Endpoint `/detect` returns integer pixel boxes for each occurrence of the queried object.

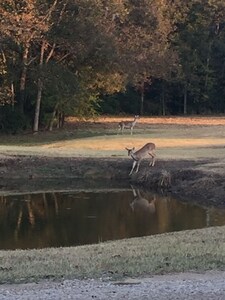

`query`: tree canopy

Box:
[0,0,225,132]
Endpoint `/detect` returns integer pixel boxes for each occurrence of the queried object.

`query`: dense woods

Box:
[0,0,225,133]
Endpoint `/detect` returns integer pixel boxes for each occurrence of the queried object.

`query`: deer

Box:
[125,142,156,176]
[118,115,139,135]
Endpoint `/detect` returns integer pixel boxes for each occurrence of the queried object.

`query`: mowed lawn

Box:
[0,116,225,160]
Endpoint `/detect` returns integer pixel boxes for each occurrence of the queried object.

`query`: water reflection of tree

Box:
[1,191,225,250]
[0,193,61,249]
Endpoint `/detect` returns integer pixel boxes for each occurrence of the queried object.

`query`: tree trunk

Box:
[140,82,144,115]
[33,78,43,132]
[48,103,59,131]
[33,41,45,133]
[58,111,64,128]
[161,81,166,116]
[183,83,187,115]
[19,45,29,113]
[205,41,212,89]
[11,82,15,109]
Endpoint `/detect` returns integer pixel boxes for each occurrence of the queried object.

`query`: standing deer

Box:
[125,142,156,175]
[118,115,139,135]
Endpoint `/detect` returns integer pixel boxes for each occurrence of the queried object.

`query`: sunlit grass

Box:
[69,115,225,125]
[0,132,225,160]
[42,136,225,150]
[1,116,225,147]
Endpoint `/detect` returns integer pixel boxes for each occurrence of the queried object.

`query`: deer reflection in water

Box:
[130,185,156,215]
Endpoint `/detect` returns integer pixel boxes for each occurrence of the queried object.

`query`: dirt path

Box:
[1,271,225,299]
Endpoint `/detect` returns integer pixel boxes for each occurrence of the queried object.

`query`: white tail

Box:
[125,142,156,175]
[130,185,156,214]
[118,115,139,135]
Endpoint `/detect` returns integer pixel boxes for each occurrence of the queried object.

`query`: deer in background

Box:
[118,115,139,135]
[125,142,156,175]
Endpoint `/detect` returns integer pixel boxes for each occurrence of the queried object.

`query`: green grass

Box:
[0,130,96,146]
[0,226,225,284]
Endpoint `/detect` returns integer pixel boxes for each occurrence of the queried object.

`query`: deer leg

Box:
[130,127,133,135]
[130,185,137,197]
[129,161,137,175]
[118,124,123,134]
[135,161,140,173]
[149,152,156,166]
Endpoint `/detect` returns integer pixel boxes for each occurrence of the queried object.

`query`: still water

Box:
[1,186,225,250]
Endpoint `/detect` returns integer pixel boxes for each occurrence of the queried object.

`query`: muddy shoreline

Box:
[1,155,225,208]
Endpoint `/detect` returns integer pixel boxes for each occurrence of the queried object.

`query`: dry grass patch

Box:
[42,137,225,150]
[68,115,225,126]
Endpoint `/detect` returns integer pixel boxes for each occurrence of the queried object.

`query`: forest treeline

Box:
[0,0,225,133]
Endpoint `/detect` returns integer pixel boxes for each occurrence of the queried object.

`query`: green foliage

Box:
[0,106,30,133]
[73,93,100,119]
[99,86,140,115]
[99,94,122,114]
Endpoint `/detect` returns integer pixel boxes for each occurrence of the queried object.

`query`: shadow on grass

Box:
[0,129,119,146]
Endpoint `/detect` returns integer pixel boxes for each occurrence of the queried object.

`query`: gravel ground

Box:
[1,272,225,300]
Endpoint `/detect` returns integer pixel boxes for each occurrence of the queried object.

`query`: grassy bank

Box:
[0,226,225,284]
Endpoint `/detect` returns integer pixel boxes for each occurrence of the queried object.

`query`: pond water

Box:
[1,186,225,250]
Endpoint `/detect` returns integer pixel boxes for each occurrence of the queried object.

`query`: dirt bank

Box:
[1,154,225,208]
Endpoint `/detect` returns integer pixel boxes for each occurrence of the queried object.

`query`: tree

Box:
[173,0,225,114]
[0,0,51,112]
[109,0,179,115]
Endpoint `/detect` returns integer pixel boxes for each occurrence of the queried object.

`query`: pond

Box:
[1,186,225,250]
